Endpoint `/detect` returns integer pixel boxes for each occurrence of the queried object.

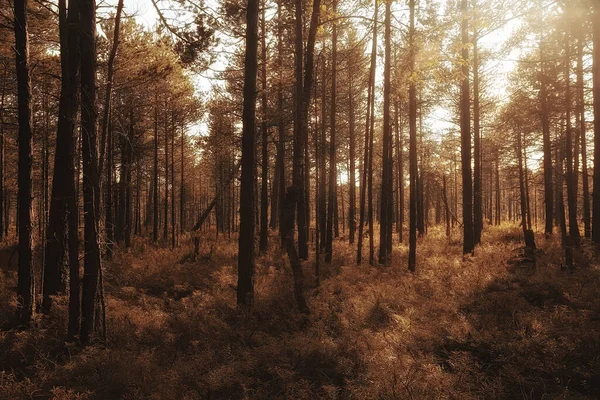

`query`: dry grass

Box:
[0,225,598,399]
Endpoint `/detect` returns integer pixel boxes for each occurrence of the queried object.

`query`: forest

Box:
[0,0,599,398]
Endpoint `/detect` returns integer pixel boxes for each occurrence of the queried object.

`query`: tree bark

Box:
[14,0,34,327]
[80,0,102,344]
[460,0,474,255]
[473,30,482,246]
[237,0,259,307]
[259,0,269,254]
[325,0,337,264]
[565,30,580,241]
[408,0,417,271]
[379,0,392,265]
[593,2,600,243]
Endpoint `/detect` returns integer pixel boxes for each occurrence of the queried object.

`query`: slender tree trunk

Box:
[0,62,5,240]
[473,29,482,245]
[14,0,34,326]
[325,0,337,264]
[164,110,169,241]
[237,0,259,306]
[276,0,285,246]
[577,31,591,238]
[517,130,535,249]
[259,0,269,254]
[43,0,80,314]
[180,125,185,233]
[395,99,403,243]
[98,0,124,185]
[379,0,392,264]
[348,62,356,245]
[408,0,417,271]
[153,101,159,242]
[593,1,600,243]
[460,0,474,255]
[80,0,102,344]
[443,174,450,239]
[565,30,580,241]
[495,154,501,225]
[319,53,327,253]
[171,115,176,248]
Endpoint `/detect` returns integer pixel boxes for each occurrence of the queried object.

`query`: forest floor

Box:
[0,224,599,399]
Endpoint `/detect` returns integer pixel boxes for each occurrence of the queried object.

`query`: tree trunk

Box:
[237,0,259,307]
[80,0,102,344]
[408,0,417,272]
[348,60,356,245]
[43,0,80,314]
[577,31,590,238]
[259,0,269,254]
[565,30,580,241]
[325,0,337,264]
[460,0,474,255]
[276,0,285,246]
[473,29,482,246]
[98,0,124,183]
[379,0,392,265]
[593,1,600,243]
[14,0,34,327]
[0,62,5,240]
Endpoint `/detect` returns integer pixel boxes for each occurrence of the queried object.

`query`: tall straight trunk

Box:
[495,153,501,225]
[153,101,159,242]
[180,125,185,233]
[408,0,417,271]
[79,0,102,344]
[556,134,568,238]
[14,0,34,326]
[237,0,259,307]
[348,63,356,245]
[539,31,554,236]
[473,29,482,245]
[358,0,377,264]
[105,109,114,257]
[379,0,392,264]
[163,110,169,241]
[460,0,474,255]
[319,53,327,252]
[98,0,124,182]
[395,99,403,243]
[171,115,175,248]
[43,0,80,314]
[325,0,337,264]
[292,0,305,258]
[0,62,5,239]
[294,0,321,261]
[593,2,600,242]
[259,0,269,254]
[517,129,535,248]
[565,30,580,241]
[578,31,591,238]
[276,0,285,246]
[443,175,450,238]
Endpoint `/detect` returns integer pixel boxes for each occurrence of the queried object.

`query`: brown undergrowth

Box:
[0,225,598,399]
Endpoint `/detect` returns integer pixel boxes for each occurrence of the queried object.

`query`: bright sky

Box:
[110,0,521,152]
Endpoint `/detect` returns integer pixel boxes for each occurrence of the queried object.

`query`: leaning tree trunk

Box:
[14,0,34,327]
